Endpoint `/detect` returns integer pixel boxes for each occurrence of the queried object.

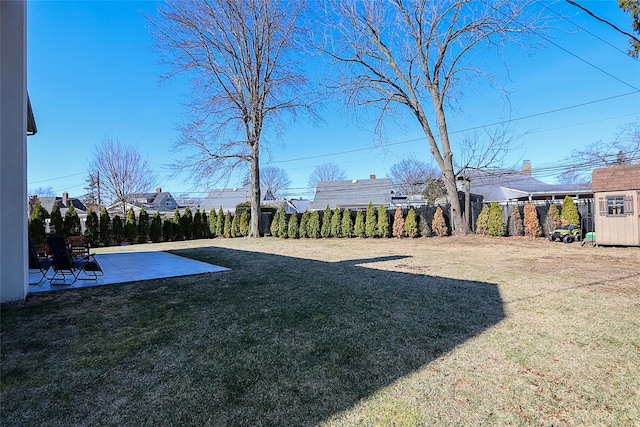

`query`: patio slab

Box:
[29,251,229,294]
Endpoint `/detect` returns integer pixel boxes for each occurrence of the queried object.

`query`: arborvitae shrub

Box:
[331,207,342,238]
[150,212,162,242]
[508,205,524,237]
[488,202,505,237]
[64,205,82,237]
[216,208,224,237]
[270,208,281,237]
[125,208,137,243]
[99,208,111,246]
[287,213,299,239]
[544,204,560,237]
[162,217,174,242]
[377,205,390,238]
[112,214,124,244]
[200,210,210,238]
[223,212,232,238]
[341,209,353,238]
[84,209,99,246]
[138,206,149,243]
[28,201,48,243]
[404,208,419,238]
[193,209,202,239]
[365,202,377,237]
[299,210,310,238]
[321,206,332,238]
[308,211,320,238]
[419,212,431,237]
[561,196,580,226]
[235,201,251,217]
[181,206,193,240]
[475,204,490,235]
[277,207,288,238]
[354,210,365,237]
[239,212,249,236]
[49,203,64,236]
[231,213,241,237]
[392,207,404,238]
[173,209,183,240]
[524,203,542,238]
[432,206,449,237]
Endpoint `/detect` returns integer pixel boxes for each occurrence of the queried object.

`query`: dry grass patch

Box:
[2,236,639,426]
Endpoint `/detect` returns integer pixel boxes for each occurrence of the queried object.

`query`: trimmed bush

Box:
[193,209,202,239]
[64,205,82,237]
[321,206,332,238]
[231,212,241,237]
[524,203,542,238]
[299,210,310,238]
[307,211,320,238]
[49,203,64,236]
[377,205,389,238]
[432,206,449,237]
[173,208,183,241]
[124,208,137,243]
[99,208,111,246]
[84,209,99,246]
[28,200,48,243]
[561,196,580,226]
[341,209,353,238]
[235,201,251,217]
[488,202,505,237]
[112,214,124,244]
[162,217,174,242]
[181,206,193,240]
[475,204,490,235]
[223,212,232,238]
[215,208,224,238]
[392,207,404,238]
[150,212,162,242]
[287,213,299,239]
[270,207,282,237]
[508,205,524,237]
[544,204,560,237]
[331,207,342,238]
[138,206,149,243]
[354,210,365,238]
[239,212,249,237]
[365,202,377,238]
[277,207,287,238]
[404,208,419,238]
[200,210,210,238]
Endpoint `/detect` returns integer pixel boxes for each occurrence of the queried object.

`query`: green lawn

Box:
[2,236,639,426]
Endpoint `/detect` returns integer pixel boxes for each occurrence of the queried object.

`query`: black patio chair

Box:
[46,236,103,285]
[28,239,53,285]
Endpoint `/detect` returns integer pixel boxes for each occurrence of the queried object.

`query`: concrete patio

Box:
[29,251,229,294]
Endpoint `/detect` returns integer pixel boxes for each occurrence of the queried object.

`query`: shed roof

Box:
[309,178,393,210]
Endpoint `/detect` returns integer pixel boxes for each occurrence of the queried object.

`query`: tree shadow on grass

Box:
[1,246,504,426]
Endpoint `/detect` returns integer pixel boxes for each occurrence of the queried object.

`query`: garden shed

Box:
[592,163,640,247]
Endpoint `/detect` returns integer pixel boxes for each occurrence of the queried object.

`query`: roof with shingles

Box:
[203,187,276,213]
[309,178,393,211]
[37,196,87,216]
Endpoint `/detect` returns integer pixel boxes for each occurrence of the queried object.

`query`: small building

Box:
[592,163,640,247]
[203,187,276,214]
[29,192,87,217]
[309,175,393,211]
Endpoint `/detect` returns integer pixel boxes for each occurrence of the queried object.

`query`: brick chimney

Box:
[522,160,532,176]
[62,192,69,206]
[156,187,162,193]
[370,174,376,180]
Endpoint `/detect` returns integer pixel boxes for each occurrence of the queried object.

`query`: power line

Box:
[565,0,640,45]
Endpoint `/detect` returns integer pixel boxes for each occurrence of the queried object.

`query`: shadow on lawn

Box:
[1,246,504,426]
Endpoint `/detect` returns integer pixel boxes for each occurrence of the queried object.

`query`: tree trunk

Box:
[249,145,261,237]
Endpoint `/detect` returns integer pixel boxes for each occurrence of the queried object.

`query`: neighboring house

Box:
[29,192,88,217]
[107,188,181,216]
[460,162,592,203]
[285,198,310,214]
[309,176,393,211]
[203,187,276,214]
[592,163,640,247]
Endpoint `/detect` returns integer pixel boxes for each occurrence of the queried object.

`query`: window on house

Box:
[607,196,625,215]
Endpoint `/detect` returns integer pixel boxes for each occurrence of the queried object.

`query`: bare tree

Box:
[557,121,640,183]
[28,186,55,197]
[388,158,439,196]
[308,162,347,190]
[242,165,291,198]
[149,0,315,237]
[88,136,157,214]
[319,0,538,233]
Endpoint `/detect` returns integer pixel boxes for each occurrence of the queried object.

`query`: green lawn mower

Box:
[548,225,582,243]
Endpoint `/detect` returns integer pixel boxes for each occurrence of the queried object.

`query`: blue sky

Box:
[26,1,640,201]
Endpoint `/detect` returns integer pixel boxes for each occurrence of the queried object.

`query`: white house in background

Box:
[309,175,393,211]
[107,187,181,216]
[28,192,87,217]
